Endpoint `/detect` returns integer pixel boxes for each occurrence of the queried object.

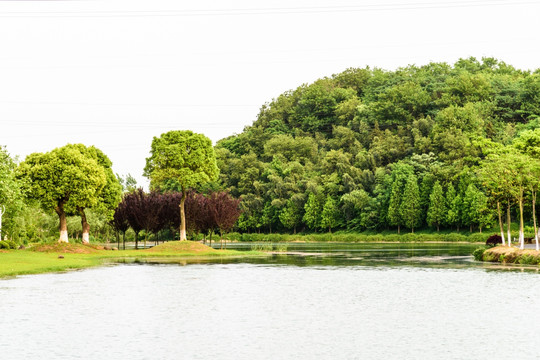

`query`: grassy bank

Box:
[477,246,540,265]
[223,231,491,243]
[0,241,264,278]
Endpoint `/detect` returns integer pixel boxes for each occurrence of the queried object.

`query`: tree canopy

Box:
[215,57,540,235]
[16,144,118,242]
[144,130,219,240]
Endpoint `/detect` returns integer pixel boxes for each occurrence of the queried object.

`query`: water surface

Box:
[1,243,539,359]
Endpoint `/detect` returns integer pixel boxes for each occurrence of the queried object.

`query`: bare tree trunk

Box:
[497,201,506,245]
[397,224,400,234]
[507,202,512,247]
[78,207,90,244]
[55,200,69,243]
[179,189,187,241]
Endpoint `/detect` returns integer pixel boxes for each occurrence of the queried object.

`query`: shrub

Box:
[518,254,540,265]
[0,240,18,250]
[472,247,486,261]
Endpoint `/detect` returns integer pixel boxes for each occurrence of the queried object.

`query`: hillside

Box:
[215,57,540,234]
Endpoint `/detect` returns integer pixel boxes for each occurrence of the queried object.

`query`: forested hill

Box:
[215,57,540,234]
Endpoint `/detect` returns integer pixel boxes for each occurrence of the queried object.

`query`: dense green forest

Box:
[215,57,540,240]
[2,57,540,247]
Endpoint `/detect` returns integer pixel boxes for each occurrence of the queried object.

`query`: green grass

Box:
[230,231,491,243]
[0,241,265,278]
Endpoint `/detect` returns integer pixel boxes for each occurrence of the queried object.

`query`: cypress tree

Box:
[400,174,421,233]
[387,180,403,233]
[303,193,322,230]
[426,180,446,231]
[321,195,340,233]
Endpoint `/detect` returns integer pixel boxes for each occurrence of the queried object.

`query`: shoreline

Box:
[481,246,540,265]
[0,241,266,279]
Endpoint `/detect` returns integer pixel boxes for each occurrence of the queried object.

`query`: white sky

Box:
[1,0,539,188]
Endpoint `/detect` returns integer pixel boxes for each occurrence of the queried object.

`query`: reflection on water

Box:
[1,243,539,359]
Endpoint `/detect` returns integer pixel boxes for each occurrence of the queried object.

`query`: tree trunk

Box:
[0,205,5,240]
[179,189,187,241]
[437,224,440,232]
[135,231,139,250]
[116,230,120,249]
[122,231,126,250]
[397,224,400,234]
[519,187,525,250]
[78,207,90,244]
[55,201,69,243]
[507,202,512,247]
[532,191,539,251]
[497,201,506,246]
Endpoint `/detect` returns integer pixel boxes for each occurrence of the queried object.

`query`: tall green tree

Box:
[446,189,462,232]
[279,199,303,234]
[68,145,122,243]
[303,192,322,230]
[320,195,340,233]
[387,180,403,233]
[426,181,446,231]
[17,144,107,242]
[400,174,421,233]
[0,146,23,241]
[144,130,219,241]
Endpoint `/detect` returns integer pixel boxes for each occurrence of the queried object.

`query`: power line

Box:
[0,0,537,17]
[0,100,257,108]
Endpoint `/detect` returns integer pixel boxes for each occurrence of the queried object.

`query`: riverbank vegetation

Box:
[0,241,262,278]
[215,57,540,243]
[475,246,540,265]
[2,57,540,248]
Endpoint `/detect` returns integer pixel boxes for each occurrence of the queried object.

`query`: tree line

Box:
[0,131,233,245]
[215,57,540,247]
[2,57,540,247]
[111,189,241,249]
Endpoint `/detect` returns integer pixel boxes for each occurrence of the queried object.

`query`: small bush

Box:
[518,254,540,265]
[0,240,18,250]
[472,247,486,261]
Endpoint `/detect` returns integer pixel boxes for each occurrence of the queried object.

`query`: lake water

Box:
[1,243,539,360]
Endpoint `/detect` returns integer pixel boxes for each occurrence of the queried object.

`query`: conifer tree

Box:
[303,192,322,230]
[400,174,421,233]
[462,184,480,232]
[279,199,302,234]
[320,195,340,233]
[427,180,446,231]
[445,183,461,232]
[387,180,403,233]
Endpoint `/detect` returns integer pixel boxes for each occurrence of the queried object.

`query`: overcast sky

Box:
[1,0,539,187]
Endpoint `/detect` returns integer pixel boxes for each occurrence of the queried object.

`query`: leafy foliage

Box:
[215,58,540,233]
